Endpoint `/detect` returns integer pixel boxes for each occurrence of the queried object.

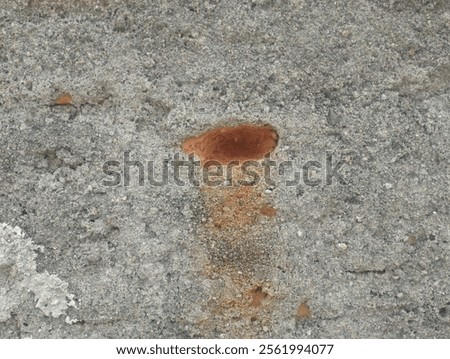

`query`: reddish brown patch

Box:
[183,123,279,231]
[183,122,279,337]
[297,302,311,319]
[260,205,276,217]
[55,93,73,105]
[249,286,268,307]
[182,124,278,164]
[203,185,264,229]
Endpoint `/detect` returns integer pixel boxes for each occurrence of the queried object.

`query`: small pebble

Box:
[297,230,304,237]
[397,292,404,299]
[384,183,393,189]
[262,326,269,332]
[337,243,347,251]
[65,316,78,325]
[341,29,351,37]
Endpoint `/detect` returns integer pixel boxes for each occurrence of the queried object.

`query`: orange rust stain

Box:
[183,123,279,231]
[182,124,278,164]
[297,302,311,319]
[260,205,276,217]
[212,284,270,310]
[249,286,268,308]
[183,122,279,336]
[204,185,263,229]
[55,93,73,105]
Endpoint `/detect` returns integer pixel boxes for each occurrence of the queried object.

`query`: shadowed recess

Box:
[297,302,311,319]
[249,286,268,308]
[182,124,278,164]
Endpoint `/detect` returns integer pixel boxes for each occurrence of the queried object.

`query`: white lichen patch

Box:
[0,223,75,322]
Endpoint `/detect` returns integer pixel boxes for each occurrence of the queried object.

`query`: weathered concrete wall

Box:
[0,0,448,338]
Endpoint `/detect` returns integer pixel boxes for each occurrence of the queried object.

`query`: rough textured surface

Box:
[0,0,449,338]
[0,223,75,324]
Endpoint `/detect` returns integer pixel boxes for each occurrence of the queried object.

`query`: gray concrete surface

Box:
[0,0,449,338]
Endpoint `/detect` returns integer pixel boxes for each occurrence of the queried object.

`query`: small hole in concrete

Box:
[438,306,448,317]
[249,286,268,308]
[182,124,278,164]
[297,302,311,319]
